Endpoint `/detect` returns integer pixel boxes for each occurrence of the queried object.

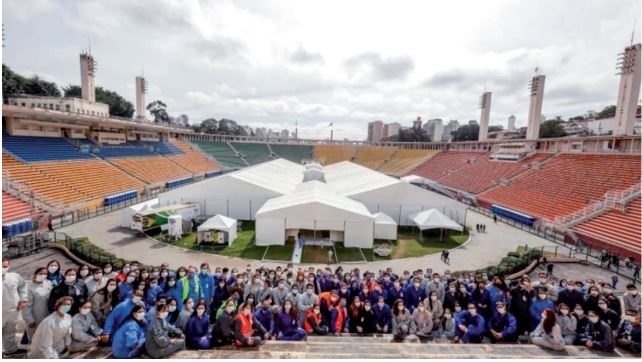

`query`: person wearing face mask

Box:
[443,283,458,312]
[338,282,351,303]
[103,290,145,338]
[165,298,181,327]
[234,302,268,347]
[411,300,433,338]
[146,303,185,358]
[118,271,137,300]
[348,296,364,334]
[572,304,589,345]
[600,285,621,317]
[85,269,106,297]
[373,295,392,334]
[391,299,416,342]
[3,259,28,357]
[623,284,641,314]
[185,301,212,349]
[509,277,535,337]
[426,273,445,303]
[146,296,168,324]
[254,296,275,339]
[271,279,291,308]
[45,260,63,287]
[615,310,641,353]
[529,309,565,351]
[557,280,584,313]
[164,276,184,311]
[116,263,131,283]
[453,303,485,344]
[528,287,554,331]
[22,267,52,343]
[596,297,620,331]
[555,303,577,345]
[111,305,147,359]
[177,298,195,332]
[197,263,214,307]
[424,290,444,331]
[304,303,329,335]
[245,274,264,304]
[179,267,202,310]
[70,301,106,352]
[91,278,120,325]
[471,281,492,321]
[216,289,243,319]
[47,268,87,315]
[157,268,170,289]
[456,283,472,311]
[405,277,426,315]
[144,277,163,309]
[486,301,517,343]
[317,290,345,336]
[297,283,317,326]
[437,308,456,340]
[583,286,601,315]
[212,299,239,347]
[274,300,307,341]
[487,276,508,308]
[28,296,73,358]
[102,264,116,280]
[583,310,615,352]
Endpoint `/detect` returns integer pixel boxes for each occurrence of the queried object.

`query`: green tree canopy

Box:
[597,105,616,119]
[451,124,480,141]
[3,64,61,98]
[539,119,567,138]
[147,100,170,123]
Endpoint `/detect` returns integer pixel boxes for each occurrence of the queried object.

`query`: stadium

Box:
[2,1,642,360]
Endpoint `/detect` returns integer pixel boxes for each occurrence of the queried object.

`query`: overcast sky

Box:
[2,0,640,140]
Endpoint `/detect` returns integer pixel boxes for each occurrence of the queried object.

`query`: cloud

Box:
[344,52,414,81]
[289,46,324,65]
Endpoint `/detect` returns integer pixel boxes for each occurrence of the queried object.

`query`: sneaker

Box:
[3,349,27,357]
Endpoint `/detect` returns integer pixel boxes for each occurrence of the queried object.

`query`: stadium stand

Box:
[93,142,157,158]
[2,153,87,205]
[166,139,221,174]
[435,153,553,194]
[406,151,486,180]
[572,197,641,254]
[229,142,272,165]
[478,154,641,220]
[378,149,440,176]
[190,140,247,168]
[269,143,314,164]
[138,141,183,155]
[313,145,358,165]
[108,156,193,185]
[2,192,35,224]
[353,147,397,170]
[2,133,94,162]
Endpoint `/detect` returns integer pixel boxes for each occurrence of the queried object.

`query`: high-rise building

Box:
[614,43,641,136]
[382,124,389,139]
[367,120,384,142]
[526,74,546,139]
[387,122,401,138]
[79,51,96,103]
[413,116,423,130]
[507,115,516,131]
[478,91,492,141]
[432,119,444,142]
[135,76,147,120]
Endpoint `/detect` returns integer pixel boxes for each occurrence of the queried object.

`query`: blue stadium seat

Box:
[2,133,95,162]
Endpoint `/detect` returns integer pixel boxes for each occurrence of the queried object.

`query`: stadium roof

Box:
[324,161,399,196]
[229,158,305,194]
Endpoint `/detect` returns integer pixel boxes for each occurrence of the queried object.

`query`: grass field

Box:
[264,244,295,261]
[301,245,335,264]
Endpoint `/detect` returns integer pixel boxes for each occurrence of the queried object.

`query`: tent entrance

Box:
[289,229,342,247]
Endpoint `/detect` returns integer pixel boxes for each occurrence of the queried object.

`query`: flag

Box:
[329,122,333,127]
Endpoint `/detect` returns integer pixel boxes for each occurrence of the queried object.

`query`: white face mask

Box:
[225,306,234,314]
[378,302,385,308]
[430,295,437,301]
[168,281,176,287]
[80,308,91,315]
[48,266,59,274]
[365,305,371,311]
[161,272,168,278]
[469,309,477,316]
[159,312,169,319]
[168,305,177,312]
[455,306,462,312]
[107,285,117,292]
[35,274,46,283]
[104,267,112,274]
[127,277,135,283]
[65,276,76,284]
[135,312,145,321]
[80,270,89,277]
[354,302,361,307]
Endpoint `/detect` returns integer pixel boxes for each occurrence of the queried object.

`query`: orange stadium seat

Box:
[108,156,193,185]
[353,147,397,170]
[168,139,221,174]
[313,145,358,165]
[2,192,36,224]
[406,151,486,180]
[379,149,440,176]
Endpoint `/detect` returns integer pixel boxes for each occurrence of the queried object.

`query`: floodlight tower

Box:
[614,43,641,136]
[478,91,492,141]
[79,50,97,102]
[526,71,545,140]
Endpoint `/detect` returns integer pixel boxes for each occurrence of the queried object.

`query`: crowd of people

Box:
[2,257,641,358]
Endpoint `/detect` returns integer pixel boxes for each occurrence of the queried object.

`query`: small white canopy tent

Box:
[373,212,398,240]
[197,214,238,244]
[409,208,463,241]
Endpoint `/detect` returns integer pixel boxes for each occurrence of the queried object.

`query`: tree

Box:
[539,119,567,138]
[2,64,60,98]
[597,105,616,119]
[197,118,219,134]
[146,100,170,123]
[63,85,134,118]
[451,124,480,141]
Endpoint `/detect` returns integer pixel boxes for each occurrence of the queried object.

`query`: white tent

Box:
[197,214,238,244]
[255,181,375,248]
[409,209,463,232]
[373,212,398,240]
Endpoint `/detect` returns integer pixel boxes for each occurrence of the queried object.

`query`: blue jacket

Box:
[387,287,405,306]
[118,282,134,300]
[487,311,517,340]
[486,285,508,307]
[254,307,274,334]
[405,286,426,312]
[185,314,210,348]
[529,298,554,330]
[198,273,215,304]
[372,304,392,329]
[112,319,146,358]
[471,289,492,317]
[164,283,184,311]
[455,311,486,338]
[274,312,299,335]
[104,299,134,335]
[145,286,163,309]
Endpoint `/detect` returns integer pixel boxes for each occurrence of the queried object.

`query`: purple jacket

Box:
[274,312,299,335]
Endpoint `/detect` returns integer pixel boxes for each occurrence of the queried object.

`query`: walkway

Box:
[58,208,560,273]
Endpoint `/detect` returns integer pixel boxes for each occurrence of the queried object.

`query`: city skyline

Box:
[2,0,640,140]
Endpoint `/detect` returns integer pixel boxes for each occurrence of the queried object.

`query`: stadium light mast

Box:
[526,69,546,140]
[478,91,492,141]
[613,41,641,136]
